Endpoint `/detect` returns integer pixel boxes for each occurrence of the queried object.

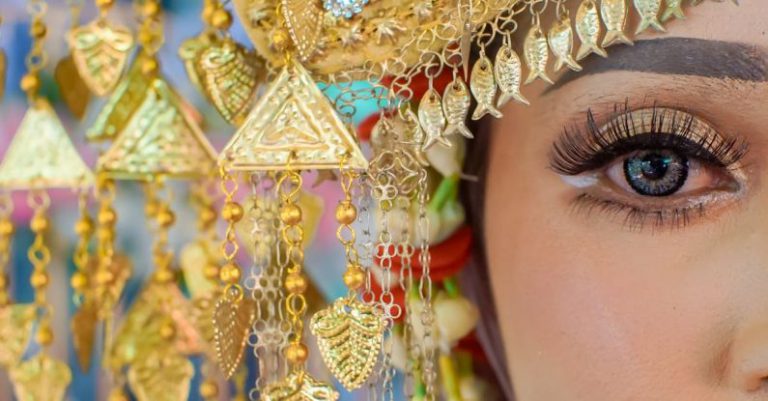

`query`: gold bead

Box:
[200,380,219,398]
[142,1,161,18]
[145,200,159,218]
[153,269,175,284]
[36,324,54,346]
[219,262,241,284]
[159,320,176,340]
[70,271,88,291]
[141,57,159,75]
[343,264,366,290]
[203,263,220,281]
[98,207,117,226]
[108,390,129,401]
[30,214,48,233]
[280,204,302,226]
[284,343,309,364]
[211,8,232,30]
[97,227,114,243]
[199,207,216,230]
[20,73,40,93]
[335,201,357,225]
[156,208,175,228]
[74,217,94,236]
[0,219,14,236]
[271,29,290,52]
[96,0,115,8]
[201,4,216,25]
[221,202,244,222]
[284,272,307,294]
[30,20,47,39]
[96,269,115,285]
[30,271,49,289]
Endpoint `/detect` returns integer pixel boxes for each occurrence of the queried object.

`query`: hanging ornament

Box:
[56,0,92,119]
[67,0,134,96]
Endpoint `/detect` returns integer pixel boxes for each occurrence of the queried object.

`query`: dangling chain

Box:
[278,166,311,371]
[72,191,93,306]
[0,192,13,308]
[148,180,176,286]
[395,193,416,400]
[219,167,244,300]
[21,0,48,103]
[417,166,436,401]
[135,0,163,74]
[27,190,53,349]
[94,174,117,319]
[337,158,365,296]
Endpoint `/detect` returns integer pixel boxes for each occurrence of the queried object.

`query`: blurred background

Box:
[0,0,383,399]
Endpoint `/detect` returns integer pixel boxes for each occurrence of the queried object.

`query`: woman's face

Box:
[485,2,768,400]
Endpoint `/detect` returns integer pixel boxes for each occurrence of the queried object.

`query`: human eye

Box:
[549,104,749,230]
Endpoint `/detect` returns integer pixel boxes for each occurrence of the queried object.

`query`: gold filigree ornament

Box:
[198,38,264,125]
[97,77,218,180]
[0,99,93,190]
[213,292,257,378]
[10,354,72,401]
[55,55,92,120]
[0,304,36,367]
[127,349,195,401]
[68,18,134,96]
[219,59,367,171]
[86,60,152,142]
[310,297,385,390]
[232,0,510,75]
[262,370,340,401]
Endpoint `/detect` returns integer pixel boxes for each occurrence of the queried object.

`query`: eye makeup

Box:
[549,103,750,230]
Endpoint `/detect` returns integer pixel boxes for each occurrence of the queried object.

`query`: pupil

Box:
[623,150,688,197]
[640,154,670,180]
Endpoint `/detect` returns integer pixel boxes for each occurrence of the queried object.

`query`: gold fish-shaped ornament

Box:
[523,25,554,85]
[661,0,685,22]
[633,0,666,34]
[442,76,473,139]
[494,44,529,107]
[470,55,504,119]
[575,0,608,60]
[419,88,450,150]
[601,0,633,47]
[547,11,582,72]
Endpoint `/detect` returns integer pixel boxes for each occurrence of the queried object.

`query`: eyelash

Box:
[550,103,748,176]
[550,103,749,230]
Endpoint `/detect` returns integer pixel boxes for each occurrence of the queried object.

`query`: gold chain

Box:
[277,159,310,371]
[135,0,163,74]
[0,192,14,308]
[27,189,53,348]
[21,0,48,102]
[219,167,244,300]
[336,157,365,295]
[149,179,176,285]
[94,173,117,319]
[71,191,93,305]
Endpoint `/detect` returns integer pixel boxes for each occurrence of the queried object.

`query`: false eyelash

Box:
[549,102,749,175]
[571,193,707,231]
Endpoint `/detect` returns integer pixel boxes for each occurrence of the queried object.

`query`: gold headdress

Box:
[0,0,732,400]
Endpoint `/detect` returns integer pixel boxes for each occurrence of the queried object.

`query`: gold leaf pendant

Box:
[127,350,194,401]
[213,295,256,379]
[68,19,134,96]
[179,32,216,93]
[0,305,35,367]
[198,38,264,125]
[55,55,92,120]
[310,297,385,390]
[281,0,324,61]
[10,354,72,401]
[262,370,340,401]
[71,301,98,372]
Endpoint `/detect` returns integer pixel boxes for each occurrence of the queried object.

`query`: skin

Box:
[485,2,768,400]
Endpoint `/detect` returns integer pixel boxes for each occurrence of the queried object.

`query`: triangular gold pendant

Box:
[97,78,217,180]
[86,61,152,142]
[0,99,93,190]
[0,304,35,367]
[10,353,72,401]
[219,60,367,171]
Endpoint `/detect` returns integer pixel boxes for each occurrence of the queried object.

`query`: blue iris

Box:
[623,150,689,196]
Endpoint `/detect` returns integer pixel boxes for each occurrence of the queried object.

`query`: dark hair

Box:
[460,115,516,400]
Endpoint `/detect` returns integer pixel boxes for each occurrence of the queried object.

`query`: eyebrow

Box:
[545,37,768,93]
